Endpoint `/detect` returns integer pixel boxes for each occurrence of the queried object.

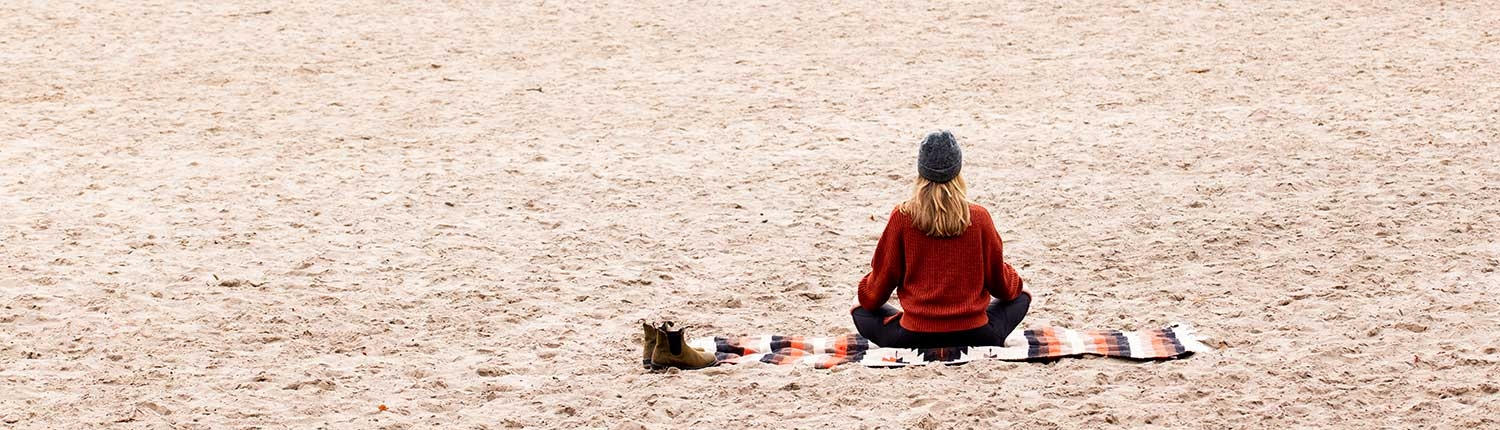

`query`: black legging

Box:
[851,292,1031,349]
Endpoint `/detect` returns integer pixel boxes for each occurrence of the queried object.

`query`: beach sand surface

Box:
[3,1,1499,428]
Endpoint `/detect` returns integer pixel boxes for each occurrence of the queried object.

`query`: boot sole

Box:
[647,361,716,371]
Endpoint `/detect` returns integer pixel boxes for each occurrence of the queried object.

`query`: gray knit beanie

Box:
[917,130,962,183]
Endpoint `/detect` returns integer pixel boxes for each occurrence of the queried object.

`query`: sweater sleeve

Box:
[982,210,1024,302]
[857,208,905,311]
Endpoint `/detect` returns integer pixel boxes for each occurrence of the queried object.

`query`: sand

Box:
[3,1,1499,428]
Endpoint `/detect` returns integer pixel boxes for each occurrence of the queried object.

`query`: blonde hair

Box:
[899,174,971,237]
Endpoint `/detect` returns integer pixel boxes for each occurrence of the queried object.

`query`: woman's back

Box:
[859,203,1022,332]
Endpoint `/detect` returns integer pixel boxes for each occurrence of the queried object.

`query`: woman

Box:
[852,130,1031,349]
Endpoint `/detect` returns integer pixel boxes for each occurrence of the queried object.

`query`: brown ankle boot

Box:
[650,323,717,370]
[640,321,662,369]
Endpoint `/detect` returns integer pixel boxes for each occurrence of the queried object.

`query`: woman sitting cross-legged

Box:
[852,130,1031,349]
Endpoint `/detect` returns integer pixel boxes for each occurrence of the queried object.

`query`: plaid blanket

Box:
[688,324,1210,369]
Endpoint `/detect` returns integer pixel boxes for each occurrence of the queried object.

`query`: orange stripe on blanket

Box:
[776,348,806,364]
[1088,330,1110,355]
[1149,329,1170,357]
[1041,327,1059,356]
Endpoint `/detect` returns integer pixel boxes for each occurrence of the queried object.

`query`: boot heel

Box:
[640,321,663,370]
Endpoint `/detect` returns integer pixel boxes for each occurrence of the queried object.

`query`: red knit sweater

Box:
[857,203,1024,332]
